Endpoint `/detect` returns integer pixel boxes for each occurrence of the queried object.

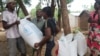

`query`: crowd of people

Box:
[2,0,100,56]
[2,0,59,56]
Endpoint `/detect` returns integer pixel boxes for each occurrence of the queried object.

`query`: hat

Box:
[6,0,16,8]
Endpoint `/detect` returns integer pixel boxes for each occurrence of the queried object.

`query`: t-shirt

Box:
[31,18,45,30]
[41,18,56,36]
[2,10,20,38]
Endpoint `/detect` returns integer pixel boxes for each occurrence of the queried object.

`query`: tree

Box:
[36,2,41,10]
[0,0,30,16]
[51,0,56,17]
[57,0,73,30]
[67,0,73,4]
[57,0,62,30]
[16,0,31,16]
[60,0,71,35]
[0,0,4,12]
[89,5,94,11]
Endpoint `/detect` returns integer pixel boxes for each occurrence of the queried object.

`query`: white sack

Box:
[58,34,77,56]
[74,32,87,56]
[19,19,43,48]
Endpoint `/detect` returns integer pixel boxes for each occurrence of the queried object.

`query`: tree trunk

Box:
[0,0,3,11]
[60,0,71,35]
[17,7,20,15]
[17,0,29,16]
[57,0,61,30]
[58,9,61,30]
[51,0,56,17]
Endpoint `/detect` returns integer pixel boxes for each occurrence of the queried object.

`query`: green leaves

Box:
[67,0,73,4]
[23,0,31,5]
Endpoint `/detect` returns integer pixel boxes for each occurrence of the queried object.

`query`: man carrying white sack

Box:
[2,0,26,56]
[31,9,45,55]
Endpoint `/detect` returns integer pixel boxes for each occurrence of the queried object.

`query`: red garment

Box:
[55,48,58,56]
[87,11,100,55]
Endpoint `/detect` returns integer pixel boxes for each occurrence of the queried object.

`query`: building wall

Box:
[69,14,79,28]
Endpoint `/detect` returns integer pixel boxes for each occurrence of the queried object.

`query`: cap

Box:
[6,0,16,8]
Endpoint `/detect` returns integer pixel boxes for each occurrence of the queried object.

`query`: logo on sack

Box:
[23,26,33,35]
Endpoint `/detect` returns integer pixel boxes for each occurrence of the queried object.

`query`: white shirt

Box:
[2,10,20,38]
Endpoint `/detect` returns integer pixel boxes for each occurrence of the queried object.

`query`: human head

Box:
[6,0,16,11]
[36,9,42,18]
[94,2,100,11]
[42,6,52,19]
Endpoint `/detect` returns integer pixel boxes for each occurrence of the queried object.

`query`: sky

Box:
[26,0,95,16]
[68,0,95,16]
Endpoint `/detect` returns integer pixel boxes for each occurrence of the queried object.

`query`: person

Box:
[31,9,45,31]
[31,9,45,56]
[34,7,57,56]
[2,0,26,56]
[87,1,100,56]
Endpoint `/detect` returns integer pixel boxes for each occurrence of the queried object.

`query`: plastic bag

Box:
[58,34,77,56]
[74,31,87,56]
[19,19,43,48]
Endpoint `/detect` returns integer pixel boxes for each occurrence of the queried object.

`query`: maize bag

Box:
[19,19,43,48]
[58,33,77,56]
[74,32,87,56]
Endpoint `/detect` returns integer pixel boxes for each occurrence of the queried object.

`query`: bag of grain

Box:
[19,19,43,48]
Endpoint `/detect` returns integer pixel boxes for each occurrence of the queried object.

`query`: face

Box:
[36,10,42,17]
[42,11,47,19]
[94,3,100,10]
[8,2,16,10]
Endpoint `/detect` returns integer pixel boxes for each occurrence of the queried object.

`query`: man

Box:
[2,0,26,56]
[31,9,45,30]
[31,9,45,56]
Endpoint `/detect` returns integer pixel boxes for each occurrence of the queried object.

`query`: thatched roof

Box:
[79,10,90,17]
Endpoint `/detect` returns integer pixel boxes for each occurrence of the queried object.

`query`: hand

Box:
[36,48,41,56]
[34,43,40,49]
[14,21,20,25]
[27,18,31,21]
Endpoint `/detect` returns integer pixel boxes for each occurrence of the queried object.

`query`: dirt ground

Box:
[0,31,46,56]
[0,31,90,56]
[0,31,33,56]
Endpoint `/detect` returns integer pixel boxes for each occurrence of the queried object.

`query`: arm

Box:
[27,18,31,21]
[39,27,51,46]
[34,27,52,49]
[2,21,19,29]
[2,12,20,29]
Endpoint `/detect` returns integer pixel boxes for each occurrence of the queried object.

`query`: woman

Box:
[34,7,57,56]
[87,2,100,56]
